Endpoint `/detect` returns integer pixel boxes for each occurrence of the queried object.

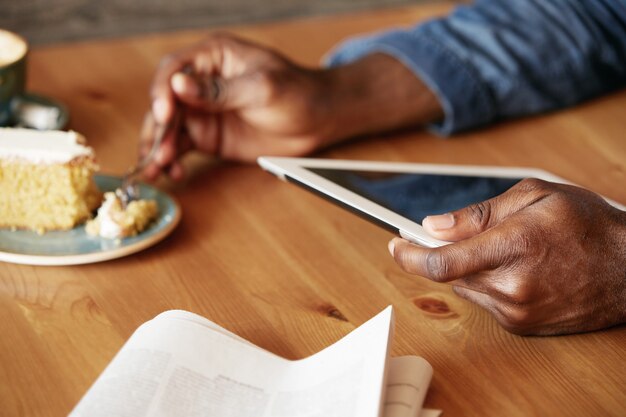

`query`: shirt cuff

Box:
[324,27,496,136]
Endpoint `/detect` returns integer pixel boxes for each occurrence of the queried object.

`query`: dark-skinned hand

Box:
[388,178,626,336]
[141,33,442,180]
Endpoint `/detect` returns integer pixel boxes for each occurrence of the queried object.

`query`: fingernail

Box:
[152,98,169,123]
[388,239,396,257]
[424,213,455,230]
[171,73,186,94]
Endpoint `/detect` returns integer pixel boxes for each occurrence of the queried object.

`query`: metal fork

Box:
[117,65,193,208]
[116,111,180,208]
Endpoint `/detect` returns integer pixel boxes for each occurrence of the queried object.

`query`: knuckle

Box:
[497,306,535,335]
[489,269,536,306]
[506,227,535,260]
[547,190,579,216]
[466,201,492,230]
[516,177,548,193]
[500,280,533,305]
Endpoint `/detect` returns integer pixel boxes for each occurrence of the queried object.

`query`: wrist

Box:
[320,53,443,145]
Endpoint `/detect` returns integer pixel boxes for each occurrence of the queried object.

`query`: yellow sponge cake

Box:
[0,128,101,233]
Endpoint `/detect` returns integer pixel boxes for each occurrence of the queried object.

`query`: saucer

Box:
[13,92,69,130]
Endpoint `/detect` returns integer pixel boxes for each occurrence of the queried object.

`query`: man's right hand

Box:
[142,33,337,180]
[142,33,443,181]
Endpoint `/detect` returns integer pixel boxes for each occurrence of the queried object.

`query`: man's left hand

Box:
[388,178,626,335]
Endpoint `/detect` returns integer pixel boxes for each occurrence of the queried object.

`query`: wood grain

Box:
[1,3,625,417]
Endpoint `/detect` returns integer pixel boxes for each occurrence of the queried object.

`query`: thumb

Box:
[171,71,271,111]
[422,178,549,241]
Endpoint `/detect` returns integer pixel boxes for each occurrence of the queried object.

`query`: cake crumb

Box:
[86,191,158,239]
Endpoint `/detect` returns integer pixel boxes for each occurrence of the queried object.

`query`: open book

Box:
[70,307,441,417]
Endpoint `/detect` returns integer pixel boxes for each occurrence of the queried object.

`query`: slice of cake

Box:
[0,127,102,233]
[86,192,158,239]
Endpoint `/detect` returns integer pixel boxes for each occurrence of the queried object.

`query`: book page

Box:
[70,307,394,417]
[383,356,440,417]
[419,410,442,417]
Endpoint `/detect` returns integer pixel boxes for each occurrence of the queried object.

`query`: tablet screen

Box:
[306,168,522,225]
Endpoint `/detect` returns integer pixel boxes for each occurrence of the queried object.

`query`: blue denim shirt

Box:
[326,0,626,135]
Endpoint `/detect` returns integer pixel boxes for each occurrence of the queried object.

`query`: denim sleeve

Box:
[325,0,626,135]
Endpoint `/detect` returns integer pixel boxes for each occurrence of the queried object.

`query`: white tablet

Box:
[258,157,624,248]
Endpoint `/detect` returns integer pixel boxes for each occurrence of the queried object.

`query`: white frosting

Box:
[0,30,27,66]
[96,193,124,239]
[0,128,93,163]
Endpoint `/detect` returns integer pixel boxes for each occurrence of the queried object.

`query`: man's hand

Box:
[142,34,334,180]
[143,33,443,180]
[388,178,626,335]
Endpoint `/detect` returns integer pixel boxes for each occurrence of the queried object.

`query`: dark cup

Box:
[0,29,28,127]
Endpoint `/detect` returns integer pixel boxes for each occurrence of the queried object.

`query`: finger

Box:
[185,112,221,154]
[388,230,509,283]
[143,131,194,181]
[168,161,186,181]
[150,48,200,124]
[171,71,274,112]
[150,33,270,124]
[161,136,193,182]
[174,131,195,158]
[422,178,552,241]
[141,157,163,181]
[154,123,180,167]
[159,129,194,168]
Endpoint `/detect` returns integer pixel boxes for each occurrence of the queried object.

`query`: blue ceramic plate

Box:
[0,175,181,266]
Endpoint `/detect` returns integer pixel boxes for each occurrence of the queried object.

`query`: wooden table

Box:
[2,3,625,416]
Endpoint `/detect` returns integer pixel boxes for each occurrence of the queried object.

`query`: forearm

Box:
[326,0,626,135]
[321,53,443,145]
